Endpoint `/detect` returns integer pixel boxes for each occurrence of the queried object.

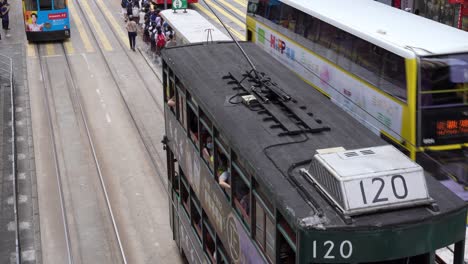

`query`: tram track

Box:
[36,42,127,264]
[36,44,74,264]
[74,0,169,191]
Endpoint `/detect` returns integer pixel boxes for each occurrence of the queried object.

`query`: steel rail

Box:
[58,42,128,264]
[36,45,74,264]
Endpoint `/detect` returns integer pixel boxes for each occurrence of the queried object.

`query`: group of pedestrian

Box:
[124,2,177,61]
[0,0,11,39]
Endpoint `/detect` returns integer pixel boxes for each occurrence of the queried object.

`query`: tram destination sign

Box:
[305,145,432,215]
[172,0,188,10]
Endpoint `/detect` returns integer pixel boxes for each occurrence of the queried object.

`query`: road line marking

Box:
[232,0,247,8]
[69,0,95,52]
[194,3,245,40]
[79,0,113,51]
[95,0,128,44]
[203,0,245,28]
[217,0,246,19]
[26,43,36,57]
[63,39,75,54]
[46,44,55,56]
[105,113,111,123]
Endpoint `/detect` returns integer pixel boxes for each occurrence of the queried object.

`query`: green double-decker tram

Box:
[161,41,466,264]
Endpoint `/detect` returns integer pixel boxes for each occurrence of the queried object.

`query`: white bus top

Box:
[281,0,468,58]
[160,9,231,44]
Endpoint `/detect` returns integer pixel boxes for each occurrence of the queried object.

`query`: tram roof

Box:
[162,42,465,230]
[280,0,468,57]
[160,9,231,43]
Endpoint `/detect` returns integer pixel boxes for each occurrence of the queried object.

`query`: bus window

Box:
[268,0,281,24]
[54,0,67,9]
[337,32,357,72]
[352,39,383,86]
[24,0,38,11]
[294,10,308,36]
[279,4,295,30]
[39,0,53,10]
[232,163,251,228]
[380,51,407,101]
[254,193,275,263]
[256,0,268,17]
[304,16,319,43]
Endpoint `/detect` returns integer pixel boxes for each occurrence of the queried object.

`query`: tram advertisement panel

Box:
[24,10,69,32]
[253,22,404,141]
[165,110,266,264]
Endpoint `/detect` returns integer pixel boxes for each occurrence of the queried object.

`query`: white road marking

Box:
[106,113,112,123]
[81,53,91,70]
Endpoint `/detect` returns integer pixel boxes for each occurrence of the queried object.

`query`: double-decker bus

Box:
[161,41,466,264]
[22,0,70,41]
[245,0,468,191]
[160,9,230,45]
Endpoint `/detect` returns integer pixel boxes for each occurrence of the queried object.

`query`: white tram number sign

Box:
[344,172,428,210]
[312,240,353,260]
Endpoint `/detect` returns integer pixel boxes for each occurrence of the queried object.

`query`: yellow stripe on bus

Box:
[194,3,245,41]
[79,0,113,51]
[46,44,55,56]
[217,0,246,19]
[63,39,75,54]
[27,43,36,57]
[69,0,94,52]
[203,0,245,28]
[232,0,247,8]
[95,0,128,44]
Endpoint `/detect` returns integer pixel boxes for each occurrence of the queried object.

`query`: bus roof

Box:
[281,0,468,57]
[162,42,465,229]
[160,9,231,44]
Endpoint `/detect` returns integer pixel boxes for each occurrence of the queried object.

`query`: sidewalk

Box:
[0,1,40,263]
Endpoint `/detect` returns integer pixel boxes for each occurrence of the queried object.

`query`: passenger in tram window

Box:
[202,136,213,163]
[218,155,231,189]
[167,95,176,108]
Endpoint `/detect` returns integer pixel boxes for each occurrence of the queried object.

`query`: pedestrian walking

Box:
[155,28,166,56]
[165,34,177,48]
[126,15,138,51]
[0,0,10,37]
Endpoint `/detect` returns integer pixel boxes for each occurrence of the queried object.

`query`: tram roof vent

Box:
[300,145,432,216]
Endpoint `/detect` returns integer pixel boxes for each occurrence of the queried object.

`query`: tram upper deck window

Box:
[25,0,38,11]
[420,54,468,108]
[232,162,251,229]
[39,0,53,10]
[54,0,67,9]
[187,104,199,148]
